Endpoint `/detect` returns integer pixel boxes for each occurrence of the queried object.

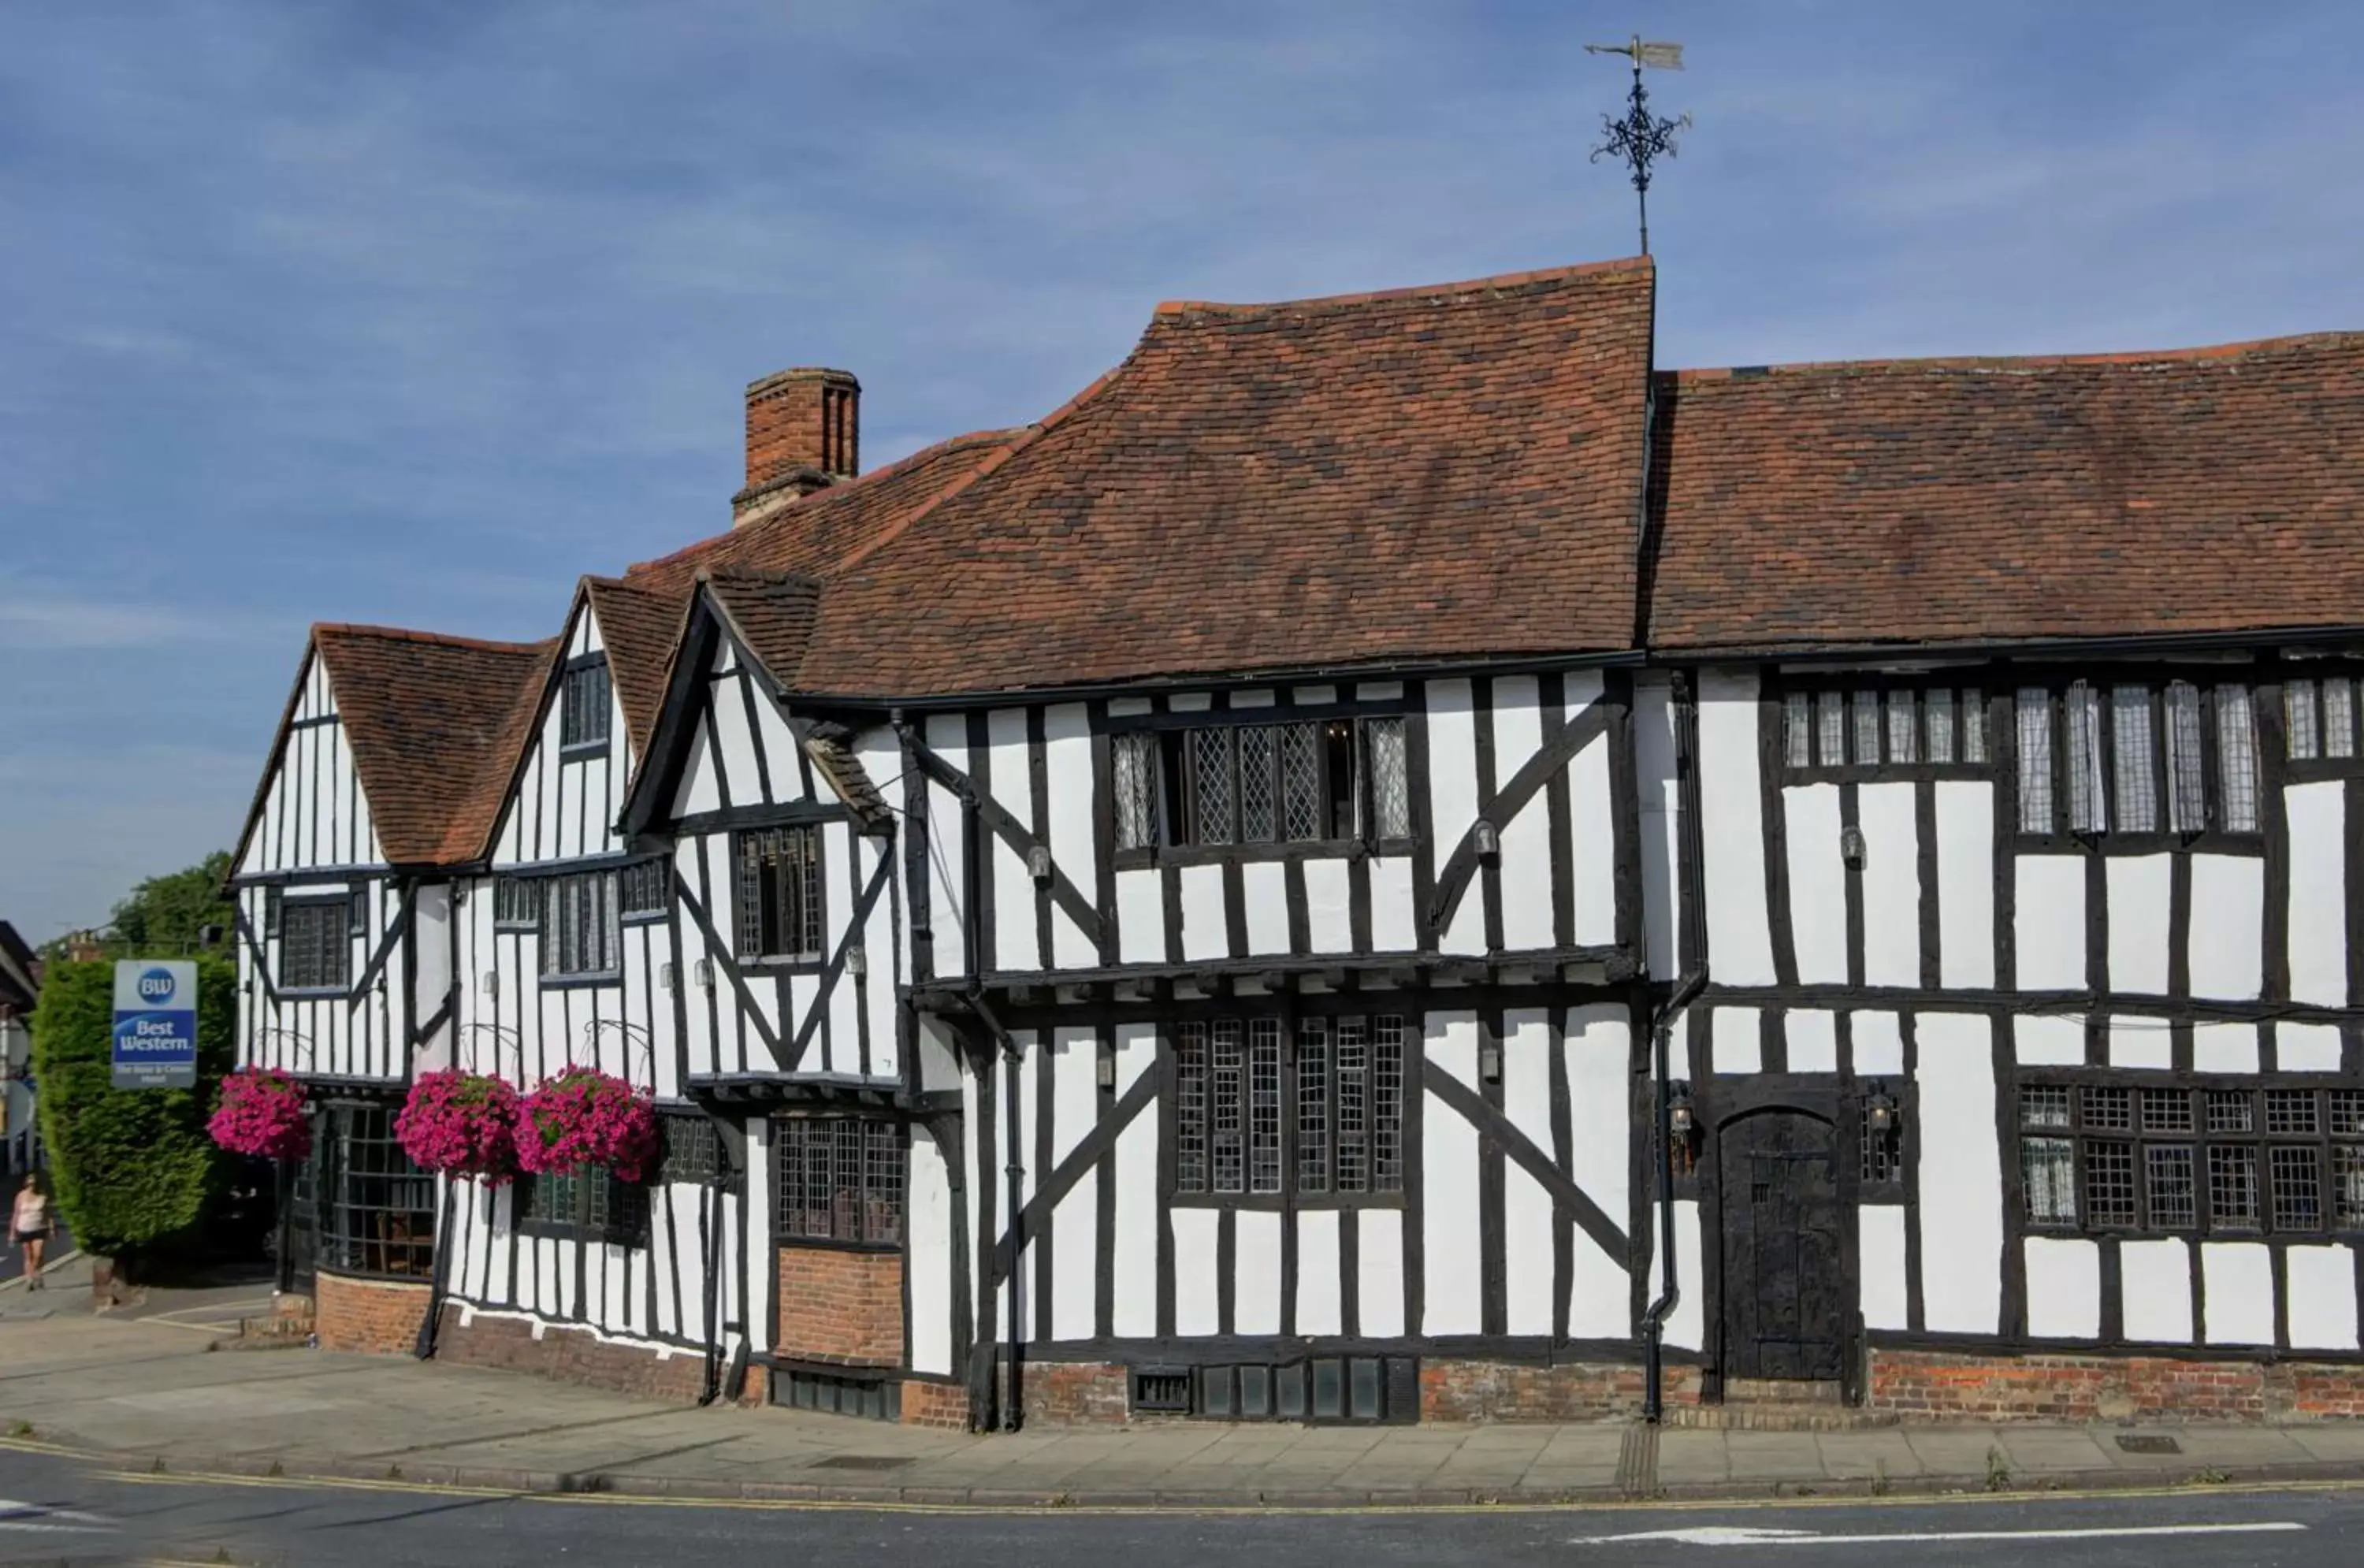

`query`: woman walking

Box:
[12,1173,52,1288]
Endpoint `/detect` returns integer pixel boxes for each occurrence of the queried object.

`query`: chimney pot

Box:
[737,366,859,527]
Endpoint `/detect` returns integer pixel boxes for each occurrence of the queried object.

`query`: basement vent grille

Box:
[1131,1369,1193,1413]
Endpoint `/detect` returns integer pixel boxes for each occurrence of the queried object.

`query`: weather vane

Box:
[1585,35,1690,255]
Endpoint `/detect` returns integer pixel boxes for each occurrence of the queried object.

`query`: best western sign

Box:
[113,960,198,1089]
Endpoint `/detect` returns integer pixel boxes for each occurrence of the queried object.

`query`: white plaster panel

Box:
[1369,856,1417,953]
[2014,856,2087,991]
[1355,681,1404,702]
[1031,703,1091,969]
[1357,1207,1406,1338]
[2024,1236,2102,1339]
[2286,1244,2361,1351]
[924,715,969,978]
[1915,1012,2001,1333]
[1427,681,1485,956]
[2188,854,2265,1001]
[1227,688,1275,709]
[1494,678,1554,953]
[1050,1027,1098,1166]
[2280,1023,2345,1072]
[749,684,803,803]
[1295,1209,1343,1337]
[709,674,766,808]
[1115,869,1165,965]
[1303,858,1352,955]
[1422,1013,1484,1336]
[1711,1006,1760,1075]
[1567,1005,1632,1339]
[1291,685,1336,706]
[1112,1025,1160,1339]
[1859,1205,1909,1331]
[1568,696,1619,947]
[1170,1208,1221,1336]
[1167,692,1212,712]
[1698,671,1775,983]
[991,716,1038,974]
[2108,1018,2173,1070]
[1858,781,1921,988]
[2120,1239,2193,1344]
[1501,1010,1556,1338]
[2202,1242,2277,1345]
[1233,1209,1282,1336]
[1784,784,1847,985]
[907,1138,953,1374]
[1786,1009,1838,1073]
[2015,1014,2086,1066]
[2191,1024,2260,1073]
[1853,1010,1905,1076]
[1634,675,1679,980]
[2287,782,2348,1006]
[675,715,721,816]
[2106,854,2173,996]
[1242,860,1290,956]
[744,1119,771,1350]
[1178,864,1228,961]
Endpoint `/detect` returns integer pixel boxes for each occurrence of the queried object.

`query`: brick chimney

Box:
[735,366,858,528]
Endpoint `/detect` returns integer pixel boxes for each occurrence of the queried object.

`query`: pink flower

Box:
[208,1068,312,1161]
[396,1069,522,1184]
[515,1068,658,1183]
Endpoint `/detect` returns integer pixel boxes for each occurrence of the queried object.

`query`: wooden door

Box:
[1718,1110,1845,1382]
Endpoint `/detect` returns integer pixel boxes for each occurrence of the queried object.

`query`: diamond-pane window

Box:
[1279,723,1322,842]
[1191,730,1236,845]
[1238,726,1277,843]
[1366,719,1411,838]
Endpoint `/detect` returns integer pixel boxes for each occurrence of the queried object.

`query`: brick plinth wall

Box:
[433,1306,711,1404]
[1022,1362,1134,1425]
[1421,1360,1704,1422]
[1869,1350,2364,1422]
[314,1273,431,1356]
[776,1246,903,1367]
[901,1377,974,1430]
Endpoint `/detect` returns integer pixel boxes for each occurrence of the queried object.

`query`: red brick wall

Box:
[1869,1349,2364,1422]
[776,1246,903,1366]
[901,1377,974,1430]
[744,367,857,488]
[1022,1362,1133,1425]
[433,1306,710,1404]
[314,1273,431,1356]
[1421,1360,1703,1422]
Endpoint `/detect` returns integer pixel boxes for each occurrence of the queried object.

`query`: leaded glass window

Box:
[2017,688,2054,834]
[2113,686,2158,833]
[1112,732,1159,850]
[734,826,823,962]
[1172,1013,1407,1202]
[2217,684,2259,833]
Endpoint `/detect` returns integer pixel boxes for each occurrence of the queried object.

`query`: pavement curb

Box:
[18,1425,2364,1510]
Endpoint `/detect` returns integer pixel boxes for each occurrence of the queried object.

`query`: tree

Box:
[107,850,236,952]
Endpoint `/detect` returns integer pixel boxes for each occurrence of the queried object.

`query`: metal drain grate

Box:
[807,1455,916,1470]
[2115,1434,2182,1455]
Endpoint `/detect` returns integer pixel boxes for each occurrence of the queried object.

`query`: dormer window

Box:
[559,658,611,755]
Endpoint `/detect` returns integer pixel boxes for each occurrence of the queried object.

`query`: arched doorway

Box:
[1716,1108,1846,1382]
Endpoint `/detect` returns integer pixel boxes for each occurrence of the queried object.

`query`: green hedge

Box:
[31,954,236,1260]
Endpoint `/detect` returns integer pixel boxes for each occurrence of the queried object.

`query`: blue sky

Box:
[4,2,2360,942]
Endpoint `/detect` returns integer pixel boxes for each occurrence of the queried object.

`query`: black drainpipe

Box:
[1644,670,1709,1422]
[968,988,1026,1432]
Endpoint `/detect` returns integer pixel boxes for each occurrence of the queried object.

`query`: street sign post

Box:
[112,960,198,1090]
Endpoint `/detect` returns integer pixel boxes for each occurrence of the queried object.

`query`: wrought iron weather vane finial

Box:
[1585,35,1690,255]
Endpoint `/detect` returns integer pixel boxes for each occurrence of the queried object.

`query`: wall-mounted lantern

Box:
[1840,823,1867,869]
[1478,1040,1503,1083]
[846,946,868,980]
[1667,1079,1696,1138]
[1473,819,1501,861]
[693,958,715,991]
[1027,844,1054,885]
[1864,1079,1899,1135]
[480,971,499,998]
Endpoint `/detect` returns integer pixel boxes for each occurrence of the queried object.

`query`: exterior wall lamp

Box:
[1841,823,1867,868]
[1667,1079,1696,1137]
[1864,1080,1899,1135]
[1027,844,1054,885]
[1473,819,1500,861]
[846,946,868,980]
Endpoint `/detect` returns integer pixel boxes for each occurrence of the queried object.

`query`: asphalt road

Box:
[0,1446,2358,1568]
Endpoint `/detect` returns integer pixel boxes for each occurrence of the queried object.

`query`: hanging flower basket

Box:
[208,1068,313,1161]
[515,1068,658,1183]
[396,1069,523,1185]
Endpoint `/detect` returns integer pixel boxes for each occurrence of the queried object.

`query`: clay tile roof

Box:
[310,625,558,865]
[777,257,1657,697]
[703,568,823,686]
[582,577,685,760]
[1646,332,2364,652]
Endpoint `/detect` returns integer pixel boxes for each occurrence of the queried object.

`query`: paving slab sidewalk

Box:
[2,1307,2362,1507]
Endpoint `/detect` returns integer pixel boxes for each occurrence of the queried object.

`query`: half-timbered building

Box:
[230,255,2364,1428]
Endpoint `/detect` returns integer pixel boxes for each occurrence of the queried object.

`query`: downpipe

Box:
[1644,670,1710,1424]
[969,988,1026,1432]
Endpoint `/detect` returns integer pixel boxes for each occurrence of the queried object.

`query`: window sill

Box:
[743,954,827,972]
[2013,830,2265,854]
[1118,838,1416,871]
[277,985,351,1000]
[538,972,623,990]
[517,1219,644,1247]
[776,1235,904,1254]
[1168,1191,1407,1212]
[558,741,610,763]
[621,911,667,926]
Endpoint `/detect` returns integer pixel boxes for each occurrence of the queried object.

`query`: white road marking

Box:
[0,1497,112,1533]
[1572,1522,2306,1547]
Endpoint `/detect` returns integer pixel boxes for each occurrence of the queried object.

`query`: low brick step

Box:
[1723,1378,1844,1406]
[1663,1401,1900,1432]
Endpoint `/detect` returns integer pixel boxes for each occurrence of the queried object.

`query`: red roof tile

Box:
[778,258,1658,697]
[582,577,685,760]
[1647,332,2364,652]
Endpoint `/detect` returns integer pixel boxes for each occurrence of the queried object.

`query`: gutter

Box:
[1643,670,1709,1423]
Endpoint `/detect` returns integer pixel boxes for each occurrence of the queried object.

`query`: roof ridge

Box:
[1669,329,2364,385]
[314,622,552,656]
[1153,255,1651,318]
[624,425,1029,580]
